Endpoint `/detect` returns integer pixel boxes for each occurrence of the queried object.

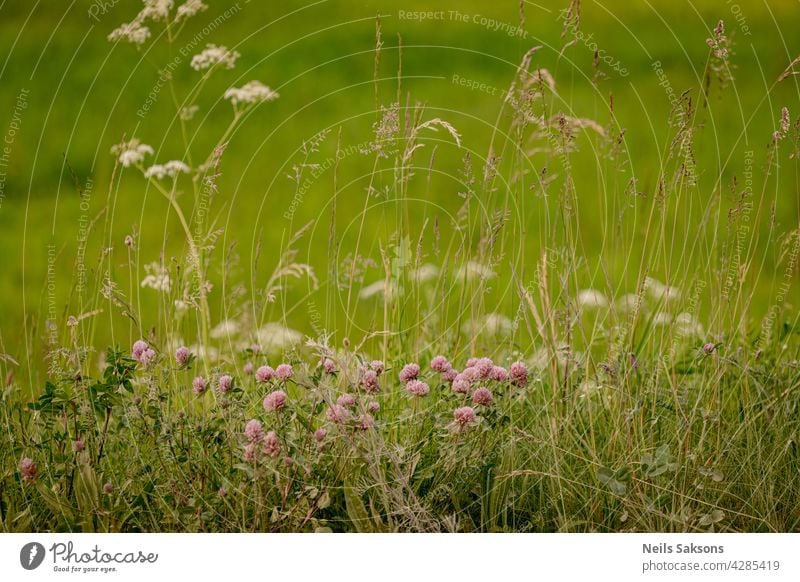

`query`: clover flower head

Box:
[218,374,233,393]
[462,366,479,382]
[175,346,191,366]
[453,406,476,427]
[475,358,494,379]
[256,365,275,383]
[263,390,287,412]
[262,431,281,457]
[132,340,149,360]
[361,369,380,393]
[405,379,429,397]
[336,393,357,408]
[452,374,471,394]
[489,366,509,382]
[431,355,451,373]
[244,442,258,463]
[192,376,208,395]
[399,363,420,383]
[326,404,350,424]
[275,364,293,382]
[244,419,263,442]
[510,361,529,387]
[19,458,37,482]
[322,358,336,374]
[472,386,493,407]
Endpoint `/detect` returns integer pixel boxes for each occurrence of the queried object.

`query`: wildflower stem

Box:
[148,178,211,372]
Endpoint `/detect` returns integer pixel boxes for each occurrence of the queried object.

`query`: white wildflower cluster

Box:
[209,319,240,340]
[358,280,396,301]
[144,160,191,180]
[224,81,279,107]
[111,139,154,167]
[457,261,496,282]
[108,0,206,47]
[255,323,303,353]
[191,44,240,71]
[412,263,439,283]
[673,312,705,337]
[645,276,681,302]
[176,0,207,22]
[173,299,190,318]
[108,19,151,45]
[576,289,609,309]
[141,262,172,292]
[179,105,199,120]
[140,0,173,21]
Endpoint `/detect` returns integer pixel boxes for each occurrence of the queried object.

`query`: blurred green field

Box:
[0,0,798,380]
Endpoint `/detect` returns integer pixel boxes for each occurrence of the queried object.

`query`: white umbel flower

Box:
[179,105,199,120]
[651,311,672,326]
[144,160,191,180]
[173,299,190,319]
[111,139,154,167]
[188,343,219,362]
[108,19,151,45]
[576,288,609,310]
[645,277,681,302]
[358,280,397,302]
[191,44,240,71]
[140,0,173,21]
[210,319,241,340]
[456,261,496,282]
[176,0,207,21]
[224,81,279,106]
[140,262,171,292]
[614,293,640,313]
[674,312,705,337]
[412,263,439,283]
[255,323,303,352]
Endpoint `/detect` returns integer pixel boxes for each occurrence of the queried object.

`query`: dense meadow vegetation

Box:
[0,0,799,532]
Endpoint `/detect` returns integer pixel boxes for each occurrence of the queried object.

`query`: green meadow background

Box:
[0,0,797,382]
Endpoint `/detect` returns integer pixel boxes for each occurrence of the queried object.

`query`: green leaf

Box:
[642,445,677,478]
[343,485,371,532]
[597,466,627,495]
[698,509,724,527]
